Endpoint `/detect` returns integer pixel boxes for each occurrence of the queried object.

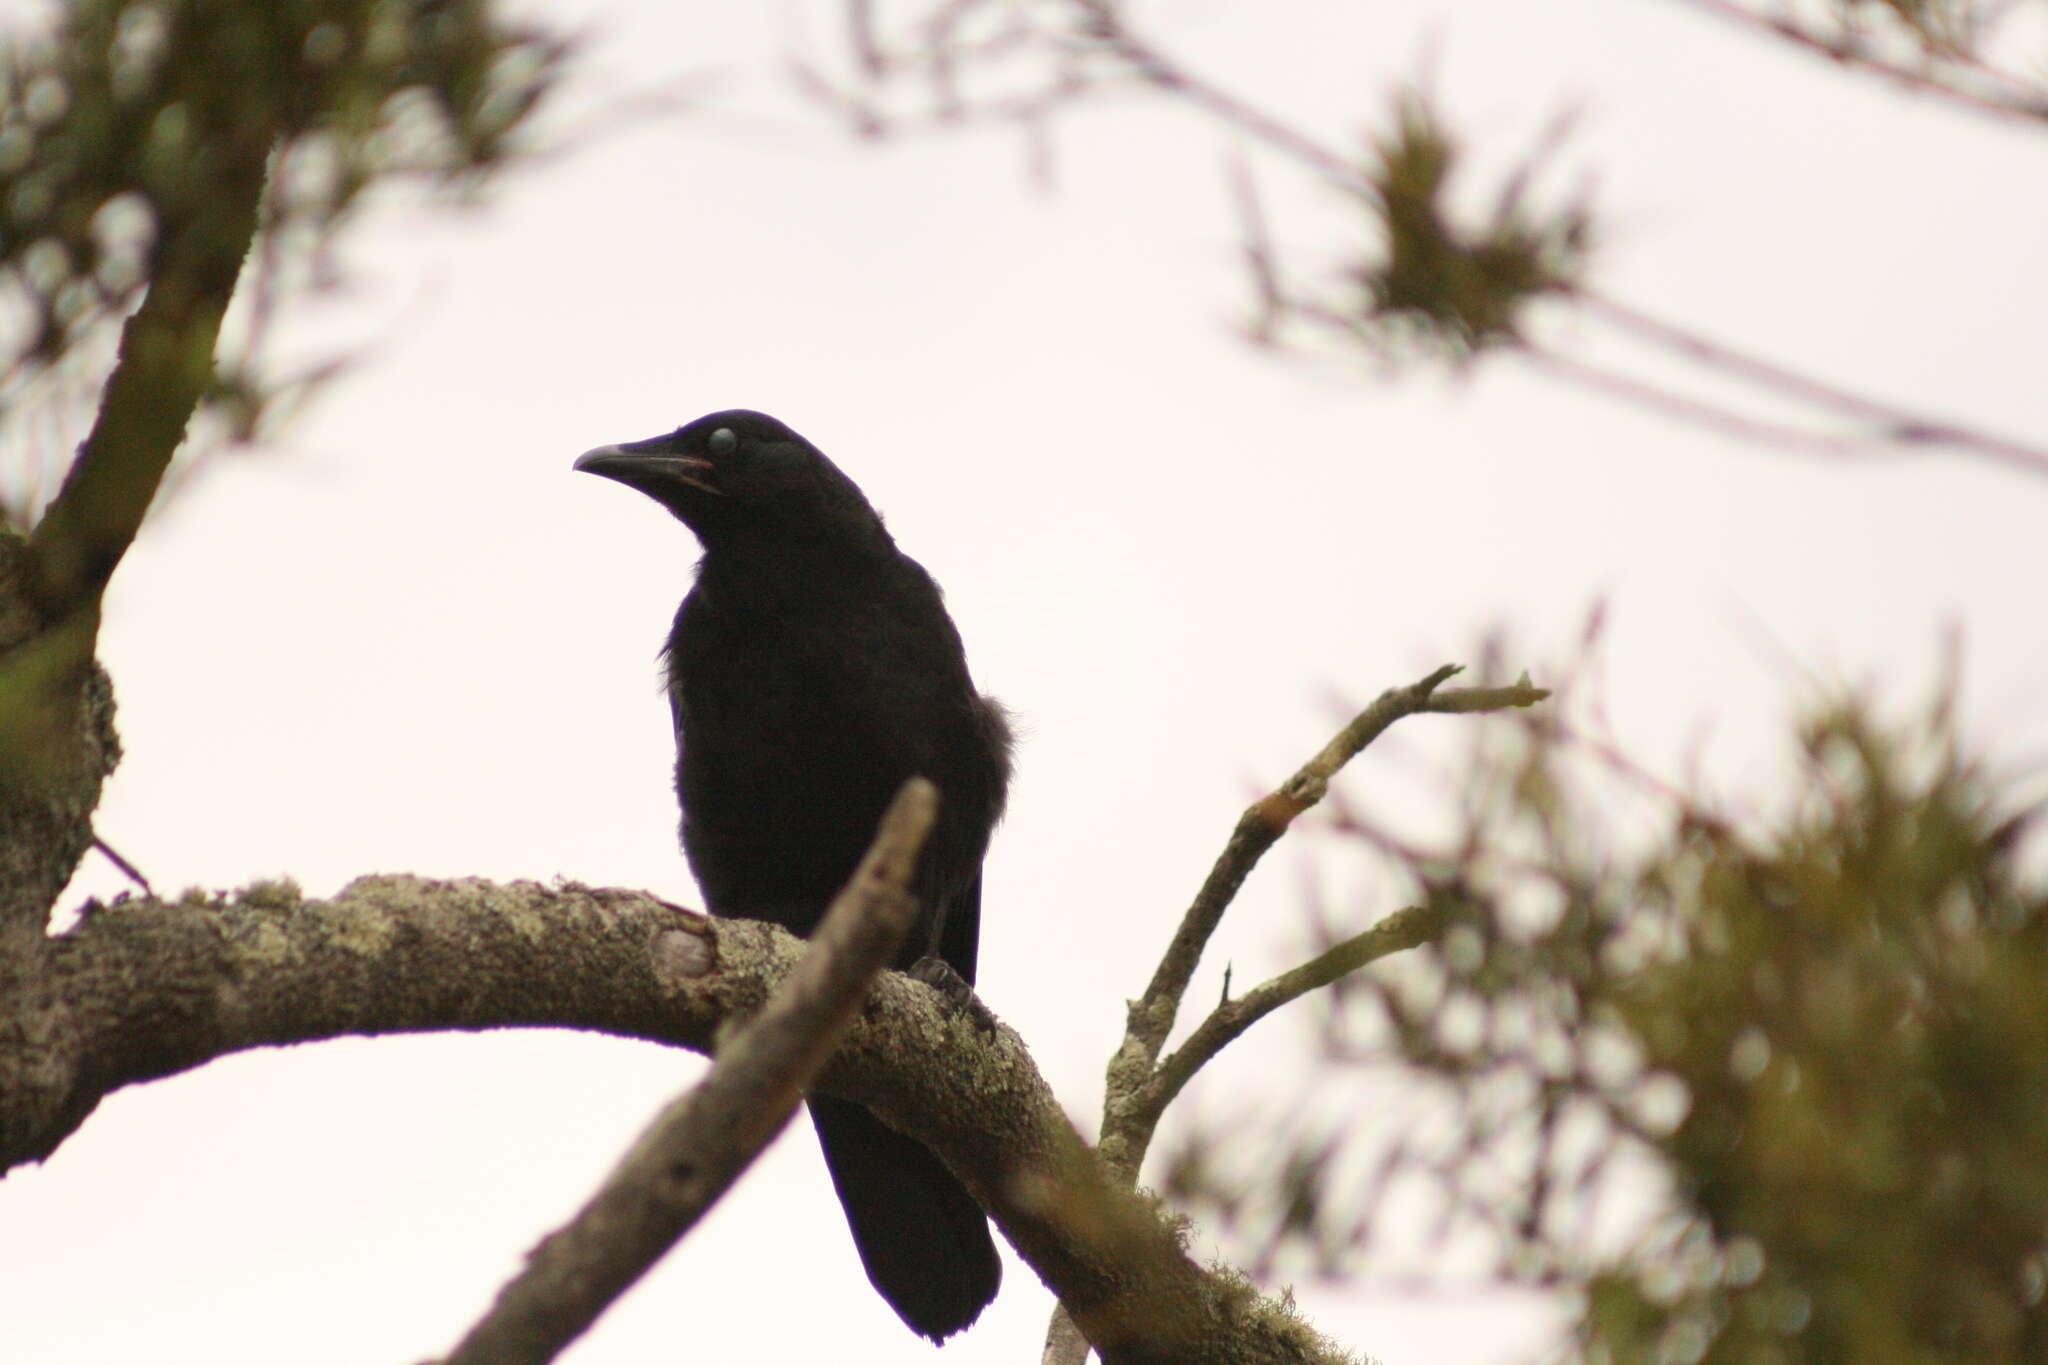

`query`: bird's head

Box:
[574,409,888,555]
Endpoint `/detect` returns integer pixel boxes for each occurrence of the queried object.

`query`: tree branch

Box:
[1574,290,2048,479]
[1044,667,1544,1364]
[1100,665,1547,1181]
[2,866,1351,1365]
[1135,902,1445,1139]
[22,130,265,634]
[1522,345,1920,463]
[0,56,266,941]
[440,780,938,1365]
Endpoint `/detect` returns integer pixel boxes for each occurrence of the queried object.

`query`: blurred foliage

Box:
[1701,1,2048,124]
[805,3,1594,363]
[1844,0,1980,55]
[1346,92,1590,361]
[1169,673,2048,1364]
[816,1,2048,476]
[0,0,569,517]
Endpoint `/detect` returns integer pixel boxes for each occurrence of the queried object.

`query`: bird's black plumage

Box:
[576,409,1009,1342]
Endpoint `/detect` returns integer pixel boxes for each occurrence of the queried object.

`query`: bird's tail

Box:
[807,1093,1001,1341]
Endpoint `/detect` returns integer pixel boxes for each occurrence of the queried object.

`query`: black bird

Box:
[575,409,1010,1342]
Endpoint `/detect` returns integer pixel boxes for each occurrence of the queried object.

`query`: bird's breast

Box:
[666,589,999,935]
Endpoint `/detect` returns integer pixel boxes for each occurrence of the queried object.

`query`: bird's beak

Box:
[574,442,723,498]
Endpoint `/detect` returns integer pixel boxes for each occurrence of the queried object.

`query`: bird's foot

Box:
[907,956,1000,1038]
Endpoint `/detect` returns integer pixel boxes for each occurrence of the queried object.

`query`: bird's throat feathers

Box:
[688,507,901,597]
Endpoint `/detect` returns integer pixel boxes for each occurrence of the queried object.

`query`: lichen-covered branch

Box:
[4,876,720,1168]
[0,118,261,940]
[0,868,1351,1365]
[0,135,260,939]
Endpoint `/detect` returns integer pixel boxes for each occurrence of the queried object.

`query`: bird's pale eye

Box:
[707,427,738,456]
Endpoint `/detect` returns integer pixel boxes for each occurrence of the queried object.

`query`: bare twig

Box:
[440,779,938,1365]
[89,834,152,897]
[1280,209,2048,476]
[1071,0,1363,191]
[1524,347,1911,462]
[1575,291,2048,478]
[1229,155,1284,346]
[1102,663,1549,1186]
[1046,906,1446,1364]
[1137,903,1445,1131]
[1035,667,1544,1364]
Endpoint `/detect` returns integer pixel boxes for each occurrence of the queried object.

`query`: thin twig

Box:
[1135,903,1446,1130]
[1577,291,2048,478]
[90,834,152,896]
[438,779,939,1365]
[1071,0,1366,191]
[1227,153,1295,351]
[1523,346,1900,461]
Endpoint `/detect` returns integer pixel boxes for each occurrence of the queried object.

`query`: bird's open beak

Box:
[574,443,723,497]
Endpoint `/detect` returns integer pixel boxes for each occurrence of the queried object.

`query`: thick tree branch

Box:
[5,877,722,1169]
[0,74,264,942]
[22,128,265,633]
[1,869,1347,1365]
[441,780,937,1365]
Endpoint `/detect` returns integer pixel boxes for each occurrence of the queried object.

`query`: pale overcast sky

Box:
[3,2,2046,1363]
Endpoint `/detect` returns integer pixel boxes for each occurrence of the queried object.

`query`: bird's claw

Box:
[907,956,999,1037]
